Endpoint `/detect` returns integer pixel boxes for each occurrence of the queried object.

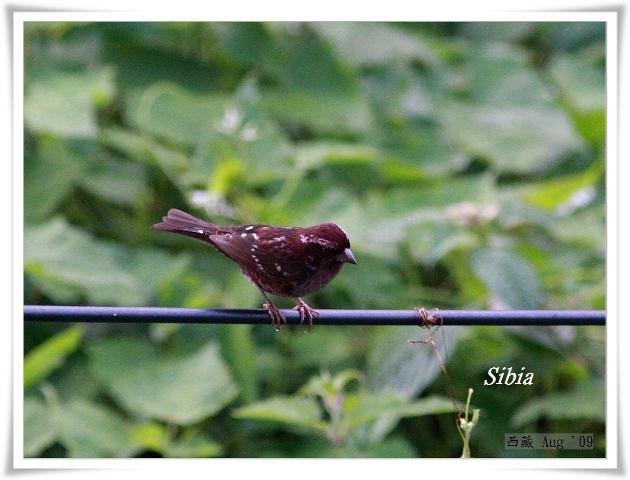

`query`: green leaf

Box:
[525,160,603,211]
[470,248,542,309]
[233,396,326,433]
[99,127,189,181]
[549,54,605,113]
[25,67,115,138]
[360,436,418,458]
[166,432,222,458]
[88,339,238,425]
[262,91,372,136]
[53,363,100,402]
[294,142,377,170]
[53,399,135,457]
[438,102,582,173]
[459,22,535,42]
[187,83,294,187]
[24,137,86,223]
[463,43,552,106]
[215,22,278,67]
[124,248,193,303]
[361,326,459,443]
[78,158,148,206]
[511,380,605,427]
[345,393,456,428]
[289,329,358,368]
[24,325,84,388]
[549,53,605,145]
[313,22,437,67]
[24,218,144,305]
[24,396,57,457]
[332,253,412,308]
[317,175,495,259]
[299,370,362,398]
[547,207,605,253]
[269,24,358,96]
[220,324,258,404]
[407,221,478,264]
[130,422,169,452]
[129,82,228,145]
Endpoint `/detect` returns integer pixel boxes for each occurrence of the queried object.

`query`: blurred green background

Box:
[23,21,605,458]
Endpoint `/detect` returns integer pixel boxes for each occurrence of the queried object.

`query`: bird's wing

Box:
[209,226,296,275]
[208,231,256,265]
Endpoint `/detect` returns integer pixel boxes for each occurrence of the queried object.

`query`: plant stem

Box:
[458,387,480,458]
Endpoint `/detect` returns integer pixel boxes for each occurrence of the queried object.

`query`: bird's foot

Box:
[294,298,319,330]
[263,301,286,330]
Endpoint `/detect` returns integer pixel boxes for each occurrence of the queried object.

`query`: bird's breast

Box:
[240,260,342,298]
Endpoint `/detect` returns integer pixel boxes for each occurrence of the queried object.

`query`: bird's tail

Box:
[152,208,220,241]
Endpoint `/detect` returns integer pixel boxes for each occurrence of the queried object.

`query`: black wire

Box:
[24,305,606,326]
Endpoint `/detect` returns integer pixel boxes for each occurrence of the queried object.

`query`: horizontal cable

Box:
[24,305,606,326]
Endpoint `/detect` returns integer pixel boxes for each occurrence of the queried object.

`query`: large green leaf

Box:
[99,127,189,182]
[361,325,459,444]
[459,22,535,42]
[24,218,144,305]
[233,396,326,433]
[313,22,437,67]
[53,399,135,458]
[25,67,115,138]
[262,91,372,136]
[511,380,605,427]
[470,247,542,309]
[123,248,193,304]
[24,138,87,223]
[549,53,605,145]
[524,160,603,211]
[268,23,358,96]
[311,175,495,259]
[24,325,85,389]
[187,79,294,187]
[129,82,228,145]
[88,338,238,424]
[407,220,478,264]
[166,432,222,458]
[462,43,552,106]
[438,102,582,173]
[220,324,258,404]
[344,393,455,429]
[78,157,148,206]
[25,391,137,458]
[24,396,56,457]
[129,421,222,457]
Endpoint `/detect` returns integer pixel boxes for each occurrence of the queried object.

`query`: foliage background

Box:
[23,21,606,458]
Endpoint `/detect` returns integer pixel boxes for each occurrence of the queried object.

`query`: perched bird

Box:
[152,208,357,328]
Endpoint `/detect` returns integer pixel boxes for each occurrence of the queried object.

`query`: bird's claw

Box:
[294,298,319,330]
[263,302,286,330]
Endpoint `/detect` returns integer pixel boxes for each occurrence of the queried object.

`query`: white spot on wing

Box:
[241,233,247,238]
[197,229,204,234]
[275,263,282,272]
[245,226,254,231]
[252,233,259,240]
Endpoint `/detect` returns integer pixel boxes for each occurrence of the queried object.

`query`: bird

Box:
[152,208,357,328]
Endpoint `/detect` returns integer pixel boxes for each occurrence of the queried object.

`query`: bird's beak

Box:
[337,248,357,265]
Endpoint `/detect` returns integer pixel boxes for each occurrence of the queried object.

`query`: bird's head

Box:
[302,223,357,265]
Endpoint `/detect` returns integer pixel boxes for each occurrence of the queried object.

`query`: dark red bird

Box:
[152,208,357,328]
